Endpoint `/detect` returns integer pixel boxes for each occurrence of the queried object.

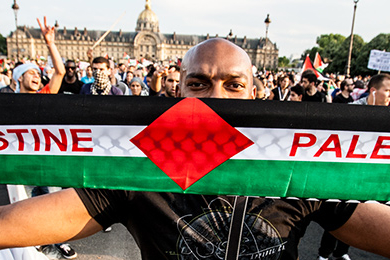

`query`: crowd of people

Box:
[1,48,387,108]
[1,17,390,260]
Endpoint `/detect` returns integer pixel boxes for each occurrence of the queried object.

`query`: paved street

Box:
[0,185,387,260]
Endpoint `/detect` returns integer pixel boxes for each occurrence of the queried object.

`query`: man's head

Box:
[177,38,255,99]
[134,68,144,79]
[65,60,77,79]
[13,63,42,93]
[253,77,266,100]
[128,65,136,73]
[86,66,93,77]
[118,63,126,73]
[290,85,304,102]
[367,74,390,106]
[92,57,111,86]
[340,78,354,93]
[300,70,317,90]
[164,65,180,98]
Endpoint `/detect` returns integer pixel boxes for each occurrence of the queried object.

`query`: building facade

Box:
[7,0,278,69]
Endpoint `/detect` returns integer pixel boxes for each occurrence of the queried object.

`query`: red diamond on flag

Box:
[130,98,254,190]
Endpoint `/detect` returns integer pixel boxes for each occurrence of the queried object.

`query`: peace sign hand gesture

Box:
[37,16,55,45]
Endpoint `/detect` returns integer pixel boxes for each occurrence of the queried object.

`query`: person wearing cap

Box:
[13,17,65,94]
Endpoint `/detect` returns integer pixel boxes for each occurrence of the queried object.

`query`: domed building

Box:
[7,0,278,69]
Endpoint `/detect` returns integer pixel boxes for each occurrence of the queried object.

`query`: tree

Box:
[301,47,320,62]
[355,33,390,75]
[0,34,6,55]
[316,34,346,60]
[278,56,290,67]
[324,34,365,75]
[301,34,346,70]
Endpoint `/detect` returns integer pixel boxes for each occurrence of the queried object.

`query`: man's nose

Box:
[209,81,225,98]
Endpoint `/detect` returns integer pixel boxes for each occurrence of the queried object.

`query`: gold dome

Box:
[136,0,159,32]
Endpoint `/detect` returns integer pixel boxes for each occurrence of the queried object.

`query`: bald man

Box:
[1,39,390,260]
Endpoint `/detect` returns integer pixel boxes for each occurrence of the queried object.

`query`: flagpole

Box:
[91,11,126,50]
[346,0,359,77]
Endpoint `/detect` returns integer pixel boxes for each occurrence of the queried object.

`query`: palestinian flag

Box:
[0,95,390,201]
[301,55,327,81]
[313,52,328,73]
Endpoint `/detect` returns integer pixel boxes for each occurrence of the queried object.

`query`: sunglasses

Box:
[66,67,76,70]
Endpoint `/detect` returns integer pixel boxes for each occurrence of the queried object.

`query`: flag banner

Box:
[0,95,390,201]
[313,52,328,73]
[301,55,328,81]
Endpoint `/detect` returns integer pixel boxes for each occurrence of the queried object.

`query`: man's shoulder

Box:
[0,85,14,93]
[349,96,368,105]
[110,85,124,95]
[80,83,92,94]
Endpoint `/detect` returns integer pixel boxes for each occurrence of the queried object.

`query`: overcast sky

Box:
[1,0,388,59]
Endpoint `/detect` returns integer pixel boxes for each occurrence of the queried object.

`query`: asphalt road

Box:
[0,185,387,260]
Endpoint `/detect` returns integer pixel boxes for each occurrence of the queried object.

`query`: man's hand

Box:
[37,16,55,46]
[150,66,177,93]
[87,48,93,65]
[36,16,65,93]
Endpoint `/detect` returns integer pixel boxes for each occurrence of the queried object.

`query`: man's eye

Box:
[227,83,245,89]
[188,82,207,88]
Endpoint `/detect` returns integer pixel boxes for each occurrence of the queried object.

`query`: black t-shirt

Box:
[75,189,357,260]
[58,78,84,94]
[333,94,353,104]
[302,91,327,102]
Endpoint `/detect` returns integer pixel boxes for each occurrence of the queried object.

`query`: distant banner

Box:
[367,49,390,72]
[0,95,390,201]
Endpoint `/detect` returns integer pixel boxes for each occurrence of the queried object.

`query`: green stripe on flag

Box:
[1,155,389,201]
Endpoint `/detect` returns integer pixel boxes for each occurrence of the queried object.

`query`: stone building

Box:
[7,0,278,69]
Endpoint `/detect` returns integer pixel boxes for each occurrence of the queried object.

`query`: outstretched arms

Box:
[0,188,101,249]
[37,16,65,94]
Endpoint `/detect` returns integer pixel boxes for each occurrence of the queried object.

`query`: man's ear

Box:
[251,85,256,100]
[176,83,182,98]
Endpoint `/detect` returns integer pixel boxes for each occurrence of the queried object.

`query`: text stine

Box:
[0,128,93,152]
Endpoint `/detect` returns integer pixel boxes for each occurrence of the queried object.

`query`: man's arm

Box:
[87,48,93,66]
[150,66,167,93]
[0,188,102,249]
[331,203,390,257]
[37,16,65,94]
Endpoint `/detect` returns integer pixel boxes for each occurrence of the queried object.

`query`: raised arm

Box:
[331,203,390,257]
[37,16,65,94]
[150,65,169,93]
[0,188,101,249]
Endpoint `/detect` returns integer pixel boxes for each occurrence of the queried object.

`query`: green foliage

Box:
[301,47,320,62]
[302,33,390,76]
[316,34,346,61]
[0,34,6,55]
[325,34,365,75]
[354,34,390,75]
[278,56,290,67]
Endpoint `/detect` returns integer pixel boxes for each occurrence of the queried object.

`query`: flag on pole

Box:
[301,55,328,81]
[313,52,328,73]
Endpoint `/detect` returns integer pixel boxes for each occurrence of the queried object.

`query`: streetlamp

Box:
[263,14,271,72]
[12,0,20,61]
[346,0,359,77]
